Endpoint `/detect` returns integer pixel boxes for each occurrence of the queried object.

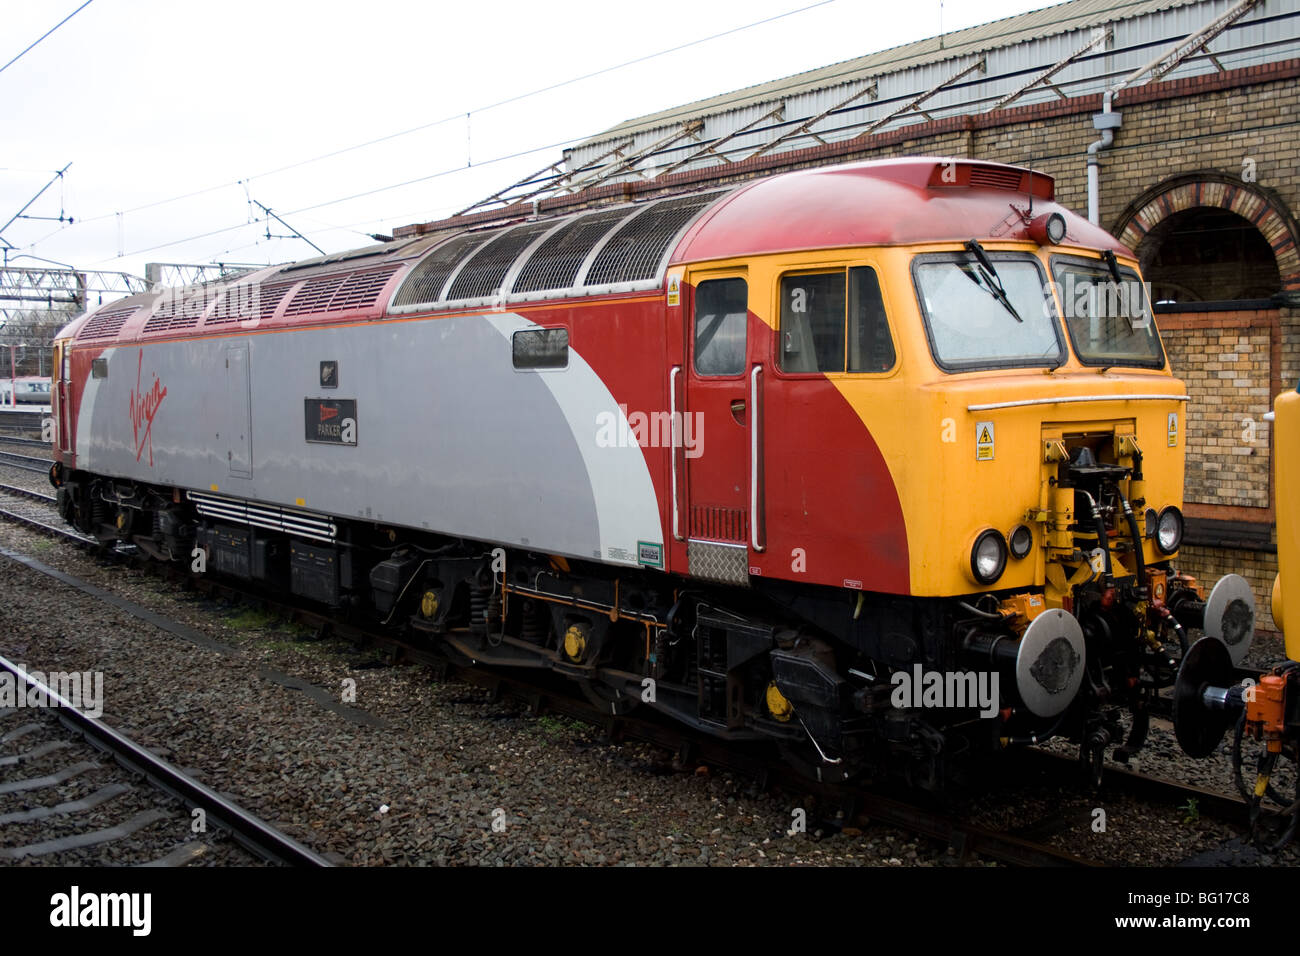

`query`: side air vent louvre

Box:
[968,166,1023,190]
[187,490,337,543]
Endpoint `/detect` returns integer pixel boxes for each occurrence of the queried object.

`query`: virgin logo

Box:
[129,350,167,466]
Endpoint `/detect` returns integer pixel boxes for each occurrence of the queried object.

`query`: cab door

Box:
[56,345,72,453]
[682,272,754,585]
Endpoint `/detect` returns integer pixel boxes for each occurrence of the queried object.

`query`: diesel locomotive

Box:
[48,157,1255,786]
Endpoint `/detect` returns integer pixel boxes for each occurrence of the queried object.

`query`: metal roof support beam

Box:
[453,159,568,218]
[745,81,878,162]
[654,104,786,179]
[562,122,703,195]
[992,28,1111,111]
[1112,0,1260,97]
[0,267,150,337]
[1150,0,1258,80]
[456,140,637,216]
[0,267,146,298]
[855,58,986,140]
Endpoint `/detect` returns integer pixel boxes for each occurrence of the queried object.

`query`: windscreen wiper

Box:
[1100,249,1123,284]
[962,239,1023,323]
[1100,249,1138,324]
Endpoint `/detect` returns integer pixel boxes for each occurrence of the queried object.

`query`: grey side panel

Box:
[74,313,663,567]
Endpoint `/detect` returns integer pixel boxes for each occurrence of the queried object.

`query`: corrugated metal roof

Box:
[589,0,1198,142]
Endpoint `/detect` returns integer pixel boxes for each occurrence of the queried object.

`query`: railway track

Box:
[0,450,52,474]
[0,482,92,544]
[0,410,47,440]
[0,435,51,450]
[0,487,1270,867]
[0,656,332,866]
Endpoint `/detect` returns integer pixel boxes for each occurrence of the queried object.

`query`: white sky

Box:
[3,0,1063,283]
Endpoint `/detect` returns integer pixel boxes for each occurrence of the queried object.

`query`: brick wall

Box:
[1158,310,1278,509]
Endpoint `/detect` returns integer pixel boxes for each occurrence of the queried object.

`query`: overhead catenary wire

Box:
[98,133,585,263]
[0,0,95,78]
[68,0,837,229]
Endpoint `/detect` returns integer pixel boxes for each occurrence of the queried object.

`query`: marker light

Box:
[1009,524,1033,560]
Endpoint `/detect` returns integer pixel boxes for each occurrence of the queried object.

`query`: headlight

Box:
[970,529,1008,584]
[1156,506,1183,555]
[1008,524,1033,560]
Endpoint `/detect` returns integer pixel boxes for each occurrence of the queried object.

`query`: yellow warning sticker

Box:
[667,274,681,308]
[976,420,995,461]
[1167,411,1178,447]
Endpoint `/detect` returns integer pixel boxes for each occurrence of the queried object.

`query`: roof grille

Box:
[584,193,718,287]
[142,293,209,334]
[207,281,295,325]
[391,232,495,308]
[327,265,400,311]
[446,221,555,302]
[968,166,1023,190]
[77,305,138,341]
[282,265,399,317]
[285,273,348,316]
[512,207,634,294]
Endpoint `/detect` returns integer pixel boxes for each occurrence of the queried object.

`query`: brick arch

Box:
[1113,172,1300,295]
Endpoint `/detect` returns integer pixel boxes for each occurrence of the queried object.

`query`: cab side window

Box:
[694,277,748,376]
[779,267,894,373]
[848,267,895,372]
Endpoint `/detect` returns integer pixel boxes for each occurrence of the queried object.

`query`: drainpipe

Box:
[1087,91,1122,226]
[1086,0,1259,226]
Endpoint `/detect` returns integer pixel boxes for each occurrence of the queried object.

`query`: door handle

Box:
[750,365,764,552]
[730,398,746,423]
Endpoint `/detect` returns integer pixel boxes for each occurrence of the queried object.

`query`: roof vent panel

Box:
[512,207,635,294]
[584,193,720,287]
[445,220,556,302]
[76,305,138,342]
[391,232,498,309]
